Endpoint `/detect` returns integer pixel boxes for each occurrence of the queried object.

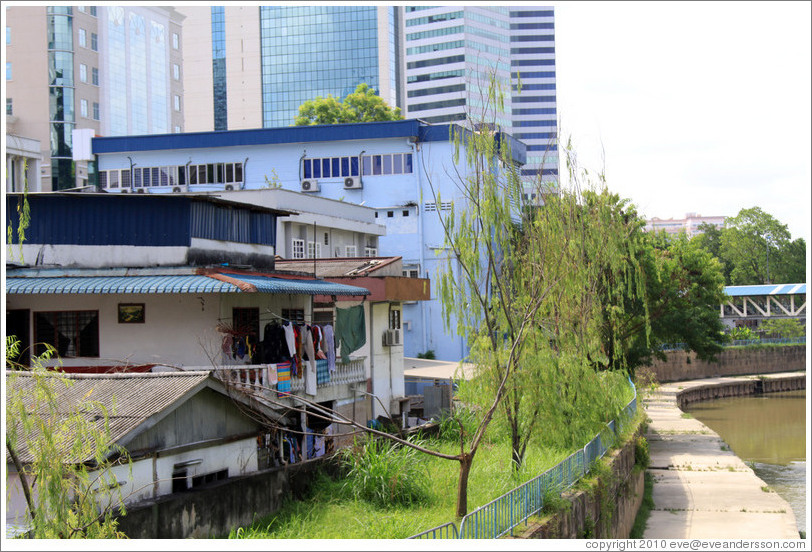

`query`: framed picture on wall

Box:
[118,303,145,324]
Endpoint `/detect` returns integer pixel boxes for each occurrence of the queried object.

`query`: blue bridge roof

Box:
[724,284,806,297]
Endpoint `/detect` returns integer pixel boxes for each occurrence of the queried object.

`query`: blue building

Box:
[89,119,527,361]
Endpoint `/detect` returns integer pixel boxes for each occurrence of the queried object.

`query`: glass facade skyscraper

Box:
[404,6,558,199]
[178,6,402,131]
[259,6,395,128]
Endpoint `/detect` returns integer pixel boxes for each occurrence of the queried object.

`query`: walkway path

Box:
[642,373,802,539]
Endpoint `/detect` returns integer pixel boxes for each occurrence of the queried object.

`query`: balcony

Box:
[213,357,366,407]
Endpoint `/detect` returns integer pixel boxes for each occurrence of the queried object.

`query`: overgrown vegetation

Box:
[5,338,131,538]
[629,472,655,539]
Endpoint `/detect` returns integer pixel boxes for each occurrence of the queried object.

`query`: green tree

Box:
[6,338,131,538]
[720,207,793,285]
[692,222,731,282]
[294,83,403,125]
[759,318,805,339]
[594,217,727,373]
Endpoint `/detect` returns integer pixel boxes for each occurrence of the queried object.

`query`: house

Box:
[5,191,426,465]
[5,370,267,536]
[87,119,527,361]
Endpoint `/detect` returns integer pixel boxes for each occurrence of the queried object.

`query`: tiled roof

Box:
[6,371,213,464]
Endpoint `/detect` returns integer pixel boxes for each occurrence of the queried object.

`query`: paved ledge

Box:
[642,372,804,539]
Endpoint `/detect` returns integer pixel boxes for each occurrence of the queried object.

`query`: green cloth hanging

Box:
[335,305,366,364]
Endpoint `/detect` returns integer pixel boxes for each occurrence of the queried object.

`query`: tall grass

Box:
[229,437,571,539]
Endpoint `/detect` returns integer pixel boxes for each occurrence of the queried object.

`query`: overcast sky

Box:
[550,1,811,243]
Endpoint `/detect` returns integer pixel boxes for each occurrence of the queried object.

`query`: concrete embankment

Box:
[642,372,804,539]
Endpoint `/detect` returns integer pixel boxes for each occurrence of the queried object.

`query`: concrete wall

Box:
[647,346,806,383]
[676,374,806,410]
[115,458,325,538]
[513,431,644,539]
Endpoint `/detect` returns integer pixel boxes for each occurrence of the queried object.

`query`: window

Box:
[89,6,97,16]
[402,210,410,217]
[307,242,321,259]
[80,99,88,117]
[173,63,180,80]
[91,67,99,85]
[345,245,357,257]
[90,32,98,51]
[6,98,11,116]
[364,247,377,257]
[402,266,420,279]
[359,153,413,176]
[292,239,305,259]
[92,102,99,120]
[34,311,99,357]
[232,307,259,340]
[78,28,86,47]
[6,62,11,80]
[172,32,179,49]
[281,309,305,324]
[174,125,181,133]
[302,156,360,179]
[389,308,401,330]
[5,26,9,45]
[174,95,181,111]
[79,63,87,82]
[323,232,329,246]
[387,211,394,218]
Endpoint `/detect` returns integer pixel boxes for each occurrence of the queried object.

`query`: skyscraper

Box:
[403,6,558,198]
[178,6,404,132]
[4,6,184,191]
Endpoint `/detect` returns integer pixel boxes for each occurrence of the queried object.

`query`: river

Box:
[685,390,807,534]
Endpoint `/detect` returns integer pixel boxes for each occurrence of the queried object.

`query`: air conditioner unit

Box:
[136,188,145,194]
[171,185,188,193]
[383,328,401,347]
[224,184,235,191]
[301,179,319,192]
[343,176,362,189]
[120,188,129,194]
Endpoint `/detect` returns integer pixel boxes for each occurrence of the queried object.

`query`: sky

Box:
[549,1,811,243]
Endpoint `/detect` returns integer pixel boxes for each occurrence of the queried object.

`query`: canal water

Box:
[685,390,807,534]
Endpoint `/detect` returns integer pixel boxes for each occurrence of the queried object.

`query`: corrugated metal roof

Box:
[5,275,238,294]
[724,284,806,297]
[232,274,369,296]
[6,371,214,464]
[5,272,369,296]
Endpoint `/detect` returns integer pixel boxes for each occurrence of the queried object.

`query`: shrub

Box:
[337,436,431,508]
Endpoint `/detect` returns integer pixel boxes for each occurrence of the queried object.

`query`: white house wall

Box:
[5,292,309,368]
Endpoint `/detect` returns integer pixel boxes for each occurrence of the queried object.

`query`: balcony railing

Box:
[214,357,366,398]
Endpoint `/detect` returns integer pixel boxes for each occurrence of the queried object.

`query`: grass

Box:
[229,438,573,539]
[680,412,694,419]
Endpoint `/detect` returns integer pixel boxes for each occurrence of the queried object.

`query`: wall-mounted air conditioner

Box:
[383,328,401,347]
[224,184,235,191]
[136,188,146,194]
[301,179,320,193]
[120,188,129,194]
[343,176,362,189]
[171,185,189,193]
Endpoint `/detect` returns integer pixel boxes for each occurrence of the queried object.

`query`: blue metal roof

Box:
[724,284,806,297]
[5,273,369,296]
[92,120,425,154]
[232,274,369,296]
[5,275,238,294]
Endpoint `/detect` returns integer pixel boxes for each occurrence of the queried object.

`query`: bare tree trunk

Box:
[6,438,36,525]
[455,452,473,518]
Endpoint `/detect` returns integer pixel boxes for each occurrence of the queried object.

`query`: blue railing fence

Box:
[661,336,806,351]
[409,380,638,539]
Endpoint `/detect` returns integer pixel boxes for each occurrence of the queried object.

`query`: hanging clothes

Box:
[335,305,366,364]
[282,322,297,358]
[303,327,317,397]
[322,324,337,372]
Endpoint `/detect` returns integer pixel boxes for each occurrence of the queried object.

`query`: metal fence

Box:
[409,380,638,539]
[662,336,806,351]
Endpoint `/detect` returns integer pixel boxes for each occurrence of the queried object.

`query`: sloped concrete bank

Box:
[642,372,804,539]
[511,430,646,539]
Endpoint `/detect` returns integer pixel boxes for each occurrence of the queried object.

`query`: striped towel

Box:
[316,359,330,385]
[276,362,291,396]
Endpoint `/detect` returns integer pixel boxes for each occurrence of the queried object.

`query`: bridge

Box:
[720,283,806,329]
